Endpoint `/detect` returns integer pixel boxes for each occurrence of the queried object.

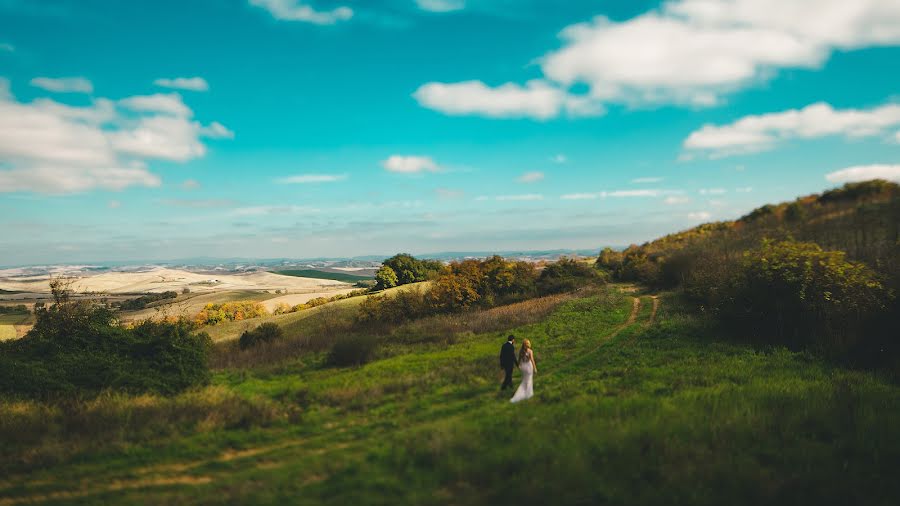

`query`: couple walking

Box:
[499,335,537,403]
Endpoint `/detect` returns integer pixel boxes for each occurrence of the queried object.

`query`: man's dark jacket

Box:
[499,341,517,369]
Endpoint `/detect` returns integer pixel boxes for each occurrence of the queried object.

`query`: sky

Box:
[1,0,899,266]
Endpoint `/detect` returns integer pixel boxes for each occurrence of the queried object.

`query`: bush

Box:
[239,322,285,350]
[327,335,378,367]
[194,301,268,325]
[0,298,211,399]
[537,258,602,295]
[716,240,892,354]
[119,291,178,311]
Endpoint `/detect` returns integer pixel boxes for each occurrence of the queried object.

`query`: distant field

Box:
[274,269,373,283]
[0,313,31,340]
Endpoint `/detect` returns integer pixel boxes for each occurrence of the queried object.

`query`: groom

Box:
[499,335,517,390]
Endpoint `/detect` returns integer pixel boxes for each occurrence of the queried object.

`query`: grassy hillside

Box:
[274,269,373,283]
[2,285,898,505]
[201,283,428,343]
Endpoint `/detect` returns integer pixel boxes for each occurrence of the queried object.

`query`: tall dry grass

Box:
[0,386,292,474]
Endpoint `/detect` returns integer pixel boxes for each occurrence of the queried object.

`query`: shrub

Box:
[327,335,378,367]
[194,301,268,325]
[239,322,284,350]
[716,240,891,354]
[537,258,602,295]
[119,291,178,311]
[0,298,211,399]
[374,265,399,290]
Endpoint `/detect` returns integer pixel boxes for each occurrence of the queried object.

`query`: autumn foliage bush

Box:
[704,240,893,355]
[194,301,268,326]
[358,256,601,325]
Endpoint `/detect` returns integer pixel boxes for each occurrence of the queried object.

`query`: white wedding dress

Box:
[510,350,534,403]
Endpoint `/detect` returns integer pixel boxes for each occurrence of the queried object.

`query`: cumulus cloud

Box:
[551,154,568,164]
[416,0,464,12]
[0,81,231,193]
[249,0,352,24]
[416,0,900,117]
[382,155,440,173]
[684,102,900,157]
[543,0,900,106]
[825,164,900,183]
[688,211,712,221]
[699,188,727,195]
[277,174,348,184]
[30,76,93,94]
[632,177,663,183]
[153,77,209,92]
[413,80,603,120]
[517,171,545,183]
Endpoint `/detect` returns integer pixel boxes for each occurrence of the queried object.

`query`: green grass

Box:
[2,287,899,505]
[274,269,372,283]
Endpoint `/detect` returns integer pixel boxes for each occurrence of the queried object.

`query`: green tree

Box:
[375,265,399,290]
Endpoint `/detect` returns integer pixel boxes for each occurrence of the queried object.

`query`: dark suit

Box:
[499,341,517,390]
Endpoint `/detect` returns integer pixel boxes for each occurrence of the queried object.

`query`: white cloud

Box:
[182,179,201,190]
[736,186,753,193]
[561,193,598,200]
[200,121,235,139]
[413,79,603,120]
[119,93,193,117]
[30,77,93,94]
[517,171,545,183]
[416,0,464,12]
[495,194,544,201]
[551,154,568,164]
[684,102,900,157]
[688,211,712,221]
[542,0,900,107]
[416,0,900,116]
[699,188,727,195]
[249,0,352,24]
[231,205,319,216]
[277,174,348,184]
[825,164,900,183]
[632,177,663,183]
[153,77,209,92]
[664,195,690,205]
[0,81,231,193]
[108,200,121,209]
[603,189,662,197]
[382,155,440,173]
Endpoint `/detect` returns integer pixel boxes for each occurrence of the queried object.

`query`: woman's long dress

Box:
[510,350,534,403]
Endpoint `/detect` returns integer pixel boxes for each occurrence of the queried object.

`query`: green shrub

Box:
[119,291,178,311]
[717,240,892,354]
[327,335,378,367]
[0,301,211,399]
[239,322,285,350]
[536,258,602,295]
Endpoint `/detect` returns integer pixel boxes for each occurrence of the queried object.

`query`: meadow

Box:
[275,270,374,284]
[2,285,897,505]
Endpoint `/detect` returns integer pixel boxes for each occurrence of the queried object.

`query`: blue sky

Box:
[1,0,899,265]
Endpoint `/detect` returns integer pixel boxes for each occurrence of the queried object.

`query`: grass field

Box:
[1,286,898,505]
[274,269,373,283]
[0,313,32,341]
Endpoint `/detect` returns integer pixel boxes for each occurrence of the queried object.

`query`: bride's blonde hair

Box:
[518,338,531,362]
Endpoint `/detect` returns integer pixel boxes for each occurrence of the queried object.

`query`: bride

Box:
[510,339,537,403]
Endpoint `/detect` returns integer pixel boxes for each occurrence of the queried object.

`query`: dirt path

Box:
[648,296,659,326]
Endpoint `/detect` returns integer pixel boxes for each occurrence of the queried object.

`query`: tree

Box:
[375,265,398,290]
